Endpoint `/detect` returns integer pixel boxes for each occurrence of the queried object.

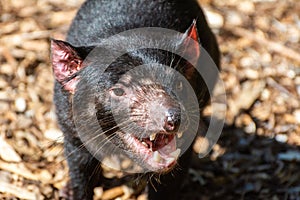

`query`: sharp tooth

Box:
[166,157,176,164]
[142,142,148,147]
[153,151,162,163]
[177,132,183,139]
[150,133,156,141]
[170,148,181,158]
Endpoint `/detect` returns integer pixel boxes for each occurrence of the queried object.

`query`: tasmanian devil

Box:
[51,0,220,199]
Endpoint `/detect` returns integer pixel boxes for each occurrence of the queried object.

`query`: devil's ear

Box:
[177,20,201,78]
[50,39,92,93]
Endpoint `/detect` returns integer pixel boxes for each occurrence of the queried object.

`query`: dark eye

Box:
[111,88,125,96]
[176,81,183,91]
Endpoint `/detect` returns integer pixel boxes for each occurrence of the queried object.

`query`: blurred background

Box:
[0,0,299,199]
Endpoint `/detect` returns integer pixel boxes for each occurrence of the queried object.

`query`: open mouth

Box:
[122,131,183,172]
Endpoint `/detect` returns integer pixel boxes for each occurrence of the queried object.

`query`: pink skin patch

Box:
[51,39,84,93]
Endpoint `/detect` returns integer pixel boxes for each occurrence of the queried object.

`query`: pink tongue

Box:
[157,137,176,157]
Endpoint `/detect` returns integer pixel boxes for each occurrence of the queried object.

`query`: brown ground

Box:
[0,0,299,199]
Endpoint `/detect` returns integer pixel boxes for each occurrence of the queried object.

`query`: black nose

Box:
[164,108,181,132]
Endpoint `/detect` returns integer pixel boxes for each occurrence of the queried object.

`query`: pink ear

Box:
[187,19,199,43]
[180,20,201,78]
[51,39,83,93]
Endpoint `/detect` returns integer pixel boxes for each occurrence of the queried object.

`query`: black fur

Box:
[53,0,220,199]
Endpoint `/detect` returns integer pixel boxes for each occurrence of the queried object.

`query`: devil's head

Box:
[51,21,207,173]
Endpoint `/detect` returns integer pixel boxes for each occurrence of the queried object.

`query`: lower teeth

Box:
[152,148,181,164]
[153,151,161,162]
